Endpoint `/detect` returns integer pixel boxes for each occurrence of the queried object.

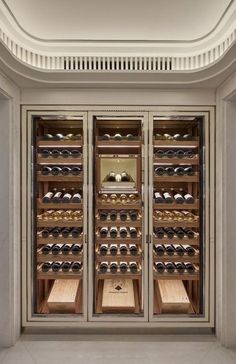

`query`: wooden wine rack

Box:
[34,119,84,314]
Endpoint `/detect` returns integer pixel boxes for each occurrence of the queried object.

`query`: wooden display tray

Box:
[153,236,199,246]
[37,173,83,182]
[154,174,199,183]
[37,236,83,245]
[96,252,142,262]
[153,252,199,263]
[47,279,81,314]
[96,237,142,245]
[153,270,199,281]
[153,220,199,228]
[37,270,83,280]
[96,219,141,227]
[153,139,199,147]
[37,199,83,209]
[37,140,82,148]
[153,200,199,210]
[37,220,83,227]
[155,280,190,314]
[96,140,141,147]
[153,156,199,165]
[96,270,142,280]
[97,203,141,210]
[37,156,83,164]
[37,252,83,262]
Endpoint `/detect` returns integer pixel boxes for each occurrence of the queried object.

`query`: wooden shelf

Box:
[37,140,82,148]
[37,220,83,227]
[95,218,141,227]
[96,237,142,244]
[153,236,199,246]
[154,174,199,183]
[96,140,141,147]
[96,271,142,280]
[97,203,141,210]
[37,200,83,209]
[153,139,199,147]
[37,236,83,245]
[37,252,83,262]
[153,253,199,263]
[37,156,83,164]
[153,201,199,210]
[153,220,199,228]
[153,157,199,165]
[37,270,83,280]
[96,252,142,262]
[153,271,199,280]
[37,173,83,182]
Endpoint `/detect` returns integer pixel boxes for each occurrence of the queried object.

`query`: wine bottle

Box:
[175,245,185,256]
[110,210,117,221]
[129,262,138,273]
[119,226,128,238]
[51,149,61,158]
[71,149,81,158]
[61,262,71,272]
[173,192,185,204]
[184,167,194,176]
[120,262,128,273]
[173,134,182,141]
[110,244,118,256]
[175,262,185,274]
[71,227,82,238]
[184,150,194,158]
[51,262,61,272]
[174,167,185,176]
[120,210,127,221]
[184,228,195,239]
[51,166,62,175]
[129,210,138,221]
[62,191,72,203]
[61,149,70,158]
[155,167,165,176]
[174,227,185,239]
[51,227,61,238]
[154,244,165,256]
[165,244,175,256]
[42,244,54,255]
[126,133,135,140]
[71,166,81,176]
[154,192,164,203]
[52,191,62,203]
[41,149,51,158]
[184,193,194,204]
[51,244,63,255]
[185,245,195,256]
[42,133,53,140]
[61,244,71,255]
[154,227,165,239]
[107,171,116,181]
[175,150,185,158]
[155,150,164,158]
[164,227,174,239]
[129,227,137,238]
[41,166,52,175]
[41,228,52,238]
[121,171,130,182]
[129,244,138,256]
[41,262,51,272]
[165,150,175,158]
[110,262,118,273]
[71,192,81,203]
[183,134,192,140]
[99,211,108,221]
[110,227,118,238]
[154,262,165,273]
[61,166,71,176]
[185,262,195,273]
[114,133,122,140]
[54,133,64,140]
[71,262,82,272]
[61,227,71,238]
[166,262,175,273]
[163,191,173,203]
[102,134,110,140]
[120,244,128,255]
[100,227,108,238]
[42,191,53,203]
[165,167,175,176]
[100,262,108,273]
[71,244,82,255]
[100,244,108,256]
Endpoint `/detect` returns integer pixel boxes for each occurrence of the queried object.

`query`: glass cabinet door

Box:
[89,114,148,319]
[150,113,210,320]
[29,113,87,317]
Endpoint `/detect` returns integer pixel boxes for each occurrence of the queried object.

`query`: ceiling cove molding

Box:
[0,1,236,72]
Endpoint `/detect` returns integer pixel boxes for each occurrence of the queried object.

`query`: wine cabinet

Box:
[22,106,214,327]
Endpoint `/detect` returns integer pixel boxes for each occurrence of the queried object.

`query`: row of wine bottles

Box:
[99,227,139,238]
[154,149,195,159]
[40,243,82,255]
[154,244,196,256]
[38,209,83,221]
[154,166,195,176]
[101,133,138,140]
[100,193,137,204]
[38,227,82,238]
[99,261,139,274]
[99,244,138,256]
[154,262,197,274]
[40,261,82,273]
[42,190,82,203]
[104,171,132,182]
[153,227,196,239]
[40,133,81,141]
[41,166,82,176]
[40,149,81,158]
[155,133,194,141]
[154,210,198,222]
[154,191,194,204]
[99,210,139,221]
